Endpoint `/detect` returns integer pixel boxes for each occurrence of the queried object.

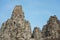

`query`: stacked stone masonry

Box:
[0,5,60,40]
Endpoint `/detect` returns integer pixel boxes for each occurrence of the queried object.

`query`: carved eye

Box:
[17,14,22,18]
[20,15,22,17]
[14,21,15,24]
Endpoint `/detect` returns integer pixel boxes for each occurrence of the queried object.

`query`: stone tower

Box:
[0,5,60,40]
[0,5,32,40]
[33,27,42,40]
[23,20,32,40]
[42,15,60,38]
[11,5,24,23]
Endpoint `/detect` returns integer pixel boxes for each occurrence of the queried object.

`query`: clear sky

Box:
[0,0,60,30]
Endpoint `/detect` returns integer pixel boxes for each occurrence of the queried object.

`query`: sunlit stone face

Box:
[25,24,29,30]
[11,5,24,21]
[13,5,22,14]
[35,29,39,32]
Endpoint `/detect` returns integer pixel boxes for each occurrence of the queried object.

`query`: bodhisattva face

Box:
[35,29,39,32]
[25,24,29,30]
[13,6,22,14]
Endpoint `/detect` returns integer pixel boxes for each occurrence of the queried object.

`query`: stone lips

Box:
[0,5,60,40]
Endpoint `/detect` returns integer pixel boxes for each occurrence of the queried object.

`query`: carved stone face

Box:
[18,28,21,33]
[25,24,29,30]
[13,6,22,14]
[35,29,39,32]
[11,5,24,21]
[24,21,28,27]
[10,26,14,30]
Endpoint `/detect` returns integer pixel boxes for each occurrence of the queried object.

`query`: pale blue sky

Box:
[0,0,60,30]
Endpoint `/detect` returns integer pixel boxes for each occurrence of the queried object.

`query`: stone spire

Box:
[42,15,60,38]
[0,5,30,40]
[11,5,24,21]
[13,5,22,14]
[47,15,58,24]
[1,5,60,40]
[33,27,42,40]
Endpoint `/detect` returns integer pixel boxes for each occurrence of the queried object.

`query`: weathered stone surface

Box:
[42,15,60,38]
[33,27,43,40]
[0,5,60,40]
[0,5,32,40]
